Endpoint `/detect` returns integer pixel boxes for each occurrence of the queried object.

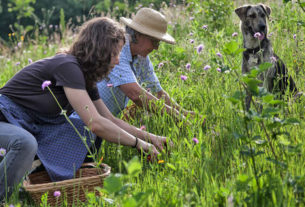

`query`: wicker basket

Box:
[23,163,111,206]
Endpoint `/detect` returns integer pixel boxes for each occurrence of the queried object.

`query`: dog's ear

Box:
[235,5,252,21]
[259,4,271,18]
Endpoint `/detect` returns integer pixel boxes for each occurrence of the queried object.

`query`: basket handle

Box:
[81,162,96,168]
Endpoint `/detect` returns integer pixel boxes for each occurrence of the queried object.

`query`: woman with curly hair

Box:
[0,17,169,201]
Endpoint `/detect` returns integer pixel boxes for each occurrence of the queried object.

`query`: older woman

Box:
[0,17,169,201]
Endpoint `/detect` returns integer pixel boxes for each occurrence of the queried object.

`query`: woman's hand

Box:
[136,139,159,159]
[150,135,173,151]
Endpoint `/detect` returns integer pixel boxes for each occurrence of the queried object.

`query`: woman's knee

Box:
[11,131,37,157]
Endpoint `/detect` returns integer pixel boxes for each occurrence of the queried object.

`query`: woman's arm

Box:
[63,87,160,156]
[93,98,170,151]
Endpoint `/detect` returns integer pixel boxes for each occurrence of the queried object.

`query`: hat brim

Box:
[120,17,175,45]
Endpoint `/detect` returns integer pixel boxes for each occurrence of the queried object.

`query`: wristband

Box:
[133,137,138,148]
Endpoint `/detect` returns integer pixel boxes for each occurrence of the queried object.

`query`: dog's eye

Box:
[249,14,256,18]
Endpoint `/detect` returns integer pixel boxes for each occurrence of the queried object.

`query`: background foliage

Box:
[1,0,305,206]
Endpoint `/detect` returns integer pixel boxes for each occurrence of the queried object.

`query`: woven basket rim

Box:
[23,163,110,193]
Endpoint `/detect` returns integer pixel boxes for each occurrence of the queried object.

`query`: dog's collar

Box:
[244,38,268,54]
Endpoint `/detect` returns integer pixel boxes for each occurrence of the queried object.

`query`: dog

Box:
[235,4,298,110]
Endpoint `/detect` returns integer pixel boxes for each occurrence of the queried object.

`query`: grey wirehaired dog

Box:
[235,4,298,110]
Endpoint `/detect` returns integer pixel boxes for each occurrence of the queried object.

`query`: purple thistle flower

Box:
[254,32,264,40]
[185,63,191,70]
[0,148,6,157]
[293,34,297,40]
[216,68,221,72]
[15,62,20,66]
[28,58,33,64]
[197,44,204,54]
[192,137,199,144]
[203,65,211,70]
[190,39,194,44]
[9,205,14,207]
[232,32,238,37]
[53,191,61,197]
[202,25,208,30]
[268,32,274,38]
[270,56,277,63]
[158,62,164,69]
[190,17,195,21]
[107,83,113,88]
[17,42,22,48]
[216,52,222,58]
[147,88,151,93]
[41,80,51,90]
[180,75,187,81]
[189,32,193,36]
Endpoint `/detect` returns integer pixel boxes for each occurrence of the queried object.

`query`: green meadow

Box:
[1,0,305,206]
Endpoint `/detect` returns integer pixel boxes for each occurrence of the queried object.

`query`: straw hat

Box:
[120,8,175,44]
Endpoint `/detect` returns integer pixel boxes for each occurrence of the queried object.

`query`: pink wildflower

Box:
[140,125,146,130]
[216,68,221,72]
[293,34,297,40]
[203,65,211,70]
[190,39,194,44]
[254,32,264,40]
[28,58,33,64]
[270,56,277,63]
[192,138,199,144]
[158,62,164,69]
[0,148,6,156]
[41,80,51,90]
[180,75,187,81]
[216,52,222,58]
[53,191,61,197]
[197,44,204,54]
[232,32,238,37]
[107,83,113,88]
[202,25,208,30]
[185,63,191,70]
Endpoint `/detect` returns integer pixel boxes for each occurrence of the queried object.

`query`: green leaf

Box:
[166,163,176,171]
[262,107,280,117]
[283,118,300,126]
[266,157,287,169]
[223,41,241,56]
[278,135,290,146]
[174,47,185,55]
[235,174,252,192]
[254,139,266,145]
[233,132,247,140]
[242,77,261,95]
[226,91,244,105]
[268,100,284,105]
[262,94,275,103]
[258,62,273,72]
[103,174,123,194]
[124,156,142,177]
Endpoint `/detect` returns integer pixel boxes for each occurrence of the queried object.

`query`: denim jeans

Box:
[0,121,38,201]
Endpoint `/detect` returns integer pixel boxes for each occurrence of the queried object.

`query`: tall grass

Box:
[1,0,305,206]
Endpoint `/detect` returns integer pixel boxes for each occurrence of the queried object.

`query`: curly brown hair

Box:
[68,17,125,89]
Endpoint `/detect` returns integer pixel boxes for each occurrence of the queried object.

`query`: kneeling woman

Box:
[0,17,169,201]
